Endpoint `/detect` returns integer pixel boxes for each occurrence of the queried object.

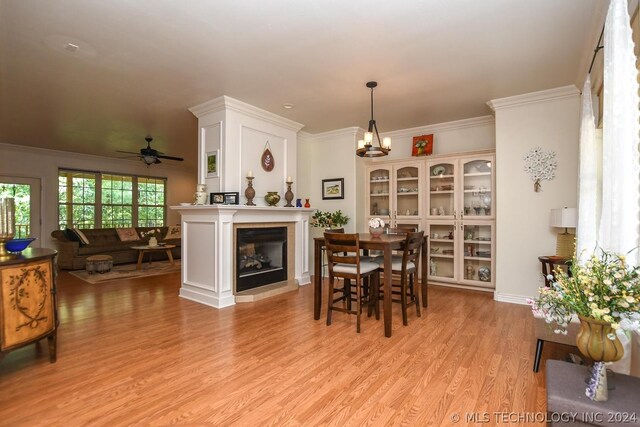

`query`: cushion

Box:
[165,225,181,240]
[116,227,140,242]
[377,258,415,272]
[333,261,379,275]
[63,228,81,243]
[73,228,90,245]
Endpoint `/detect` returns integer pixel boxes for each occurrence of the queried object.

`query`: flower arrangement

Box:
[141,228,163,239]
[311,210,349,229]
[368,217,385,229]
[530,249,640,336]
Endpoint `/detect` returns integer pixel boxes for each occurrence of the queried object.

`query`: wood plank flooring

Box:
[0,271,571,426]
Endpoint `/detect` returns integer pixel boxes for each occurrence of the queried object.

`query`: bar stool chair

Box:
[376,230,424,325]
[325,232,380,333]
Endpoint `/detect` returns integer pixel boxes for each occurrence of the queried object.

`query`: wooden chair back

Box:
[324,232,361,279]
[400,231,424,274]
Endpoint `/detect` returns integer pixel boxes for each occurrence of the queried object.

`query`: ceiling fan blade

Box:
[156,154,184,161]
[116,150,141,155]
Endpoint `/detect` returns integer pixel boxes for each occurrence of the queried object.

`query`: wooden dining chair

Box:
[376,230,424,325]
[325,232,380,333]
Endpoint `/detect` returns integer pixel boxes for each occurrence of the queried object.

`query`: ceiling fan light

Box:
[142,155,156,165]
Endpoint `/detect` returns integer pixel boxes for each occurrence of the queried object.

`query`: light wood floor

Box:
[0,271,571,426]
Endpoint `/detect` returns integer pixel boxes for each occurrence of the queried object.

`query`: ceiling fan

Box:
[117,136,184,165]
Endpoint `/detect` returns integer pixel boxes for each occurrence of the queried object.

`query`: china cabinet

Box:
[364,150,495,291]
[366,161,424,229]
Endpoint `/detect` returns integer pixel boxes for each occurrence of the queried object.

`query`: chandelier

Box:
[356,81,391,158]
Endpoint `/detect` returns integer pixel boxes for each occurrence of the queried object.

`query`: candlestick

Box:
[286,176,292,183]
[244,177,256,206]
[284,181,294,207]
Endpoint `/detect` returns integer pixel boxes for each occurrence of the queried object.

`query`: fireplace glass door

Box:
[236,227,287,292]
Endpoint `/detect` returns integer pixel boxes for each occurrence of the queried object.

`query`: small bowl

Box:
[5,237,37,253]
[158,242,167,247]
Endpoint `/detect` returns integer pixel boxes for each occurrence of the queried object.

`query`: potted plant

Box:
[311,210,349,230]
[530,249,640,401]
[141,228,163,247]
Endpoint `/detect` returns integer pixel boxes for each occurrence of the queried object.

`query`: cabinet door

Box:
[460,155,494,220]
[427,160,458,220]
[459,221,495,289]
[0,259,55,350]
[427,221,458,283]
[367,166,392,222]
[393,163,422,219]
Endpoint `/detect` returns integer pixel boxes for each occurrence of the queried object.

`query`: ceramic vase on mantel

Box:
[577,315,624,402]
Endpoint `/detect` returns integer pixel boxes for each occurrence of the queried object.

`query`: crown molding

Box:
[299,127,363,143]
[487,85,580,111]
[189,95,305,132]
[379,116,494,140]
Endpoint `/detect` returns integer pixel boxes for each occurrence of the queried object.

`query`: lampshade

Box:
[549,207,577,228]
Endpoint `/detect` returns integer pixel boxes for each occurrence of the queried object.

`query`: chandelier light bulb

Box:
[382,137,391,149]
[364,132,373,144]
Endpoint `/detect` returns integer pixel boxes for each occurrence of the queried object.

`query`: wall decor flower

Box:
[523,147,557,192]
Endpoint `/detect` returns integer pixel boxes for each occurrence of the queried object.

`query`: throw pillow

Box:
[164,225,181,240]
[63,228,80,243]
[116,227,140,242]
[73,228,90,245]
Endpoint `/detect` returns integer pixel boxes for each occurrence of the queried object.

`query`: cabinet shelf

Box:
[430,190,454,194]
[463,240,491,244]
[464,172,491,177]
[370,193,389,197]
[464,256,492,261]
[430,174,454,179]
[430,239,454,243]
[370,179,390,183]
[430,254,454,259]
[463,189,491,193]
[396,192,419,196]
[397,177,418,181]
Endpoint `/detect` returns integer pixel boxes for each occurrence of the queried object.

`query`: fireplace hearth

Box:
[236,227,287,292]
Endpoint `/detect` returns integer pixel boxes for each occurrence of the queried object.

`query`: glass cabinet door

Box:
[394,164,421,219]
[427,222,457,282]
[428,161,457,219]
[460,222,494,288]
[368,167,392,221]
[461,156,494,220]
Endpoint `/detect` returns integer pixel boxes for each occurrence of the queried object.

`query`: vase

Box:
[304,198,310,208]
[296,198,302,208]
[148,236,158,247]
[369,226,384,237]
[264,192,280,207]
[576,315,624,362]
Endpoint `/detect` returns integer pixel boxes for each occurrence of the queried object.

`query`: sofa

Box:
[50,226,181,270]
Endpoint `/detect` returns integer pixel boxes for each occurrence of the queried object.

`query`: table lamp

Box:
[549,207,577,258]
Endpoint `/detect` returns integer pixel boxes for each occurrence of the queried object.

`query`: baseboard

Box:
[179,287,236,309]
[493,292,531,305]
[297,274,311,286]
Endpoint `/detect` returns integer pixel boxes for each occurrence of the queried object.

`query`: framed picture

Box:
[207,150,219,178]
[210,192,239,205]
[412,134,433,157]
[322,178,344,200]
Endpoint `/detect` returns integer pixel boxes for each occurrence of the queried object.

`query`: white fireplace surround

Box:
[171,205,313,308]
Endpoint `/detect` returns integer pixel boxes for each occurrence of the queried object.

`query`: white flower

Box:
[368,217,385,228]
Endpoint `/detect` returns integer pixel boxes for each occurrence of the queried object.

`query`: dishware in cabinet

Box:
[366,162,423,223]
[427,221,458,283]
[459,221,495,289]
[427,160,458,220]
[461,155,495,220]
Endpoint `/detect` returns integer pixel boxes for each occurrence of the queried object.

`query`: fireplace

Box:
[236,227,287,292]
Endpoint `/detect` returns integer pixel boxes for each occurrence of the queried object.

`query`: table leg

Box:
[314,239,323,320]
[136,250,144,270]
[167,249,175,266]
[383,245,392,337]
[421,236,428,307]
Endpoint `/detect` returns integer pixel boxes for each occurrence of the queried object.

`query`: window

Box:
[58,170,166,229]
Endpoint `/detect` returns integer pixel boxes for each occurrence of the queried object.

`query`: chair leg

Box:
[345,279,352,310]
[401,275,408,326]
[533,339,544,372]
[412,273,421,317]
[356,281,362,333]
[326,276,335,326]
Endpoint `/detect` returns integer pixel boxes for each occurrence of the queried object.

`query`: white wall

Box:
[489,86,580,304]
[0,143,196,248]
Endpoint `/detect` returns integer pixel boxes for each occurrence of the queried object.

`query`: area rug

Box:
[69,260,181,284]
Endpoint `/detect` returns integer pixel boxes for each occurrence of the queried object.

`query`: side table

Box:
[546,360,640,426]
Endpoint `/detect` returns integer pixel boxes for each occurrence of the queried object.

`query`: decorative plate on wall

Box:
[261,141,274,172]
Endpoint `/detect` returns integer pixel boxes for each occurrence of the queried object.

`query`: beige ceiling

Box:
[0,0,607,169]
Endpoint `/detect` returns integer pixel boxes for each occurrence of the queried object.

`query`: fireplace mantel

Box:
[170,205,313,308]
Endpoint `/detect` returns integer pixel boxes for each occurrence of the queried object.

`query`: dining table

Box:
[313,233,429,337]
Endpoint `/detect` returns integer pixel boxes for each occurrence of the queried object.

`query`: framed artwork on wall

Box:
[207,150,219,178]
[411,134,434,157]
[322,178,344,200]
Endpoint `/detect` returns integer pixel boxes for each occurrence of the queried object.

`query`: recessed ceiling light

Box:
[282,103,294,109]
[64,43,79,52]
[43,35,97,58]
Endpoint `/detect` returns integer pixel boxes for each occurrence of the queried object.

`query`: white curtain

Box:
[597,0,640,265]
[576,75,600,264]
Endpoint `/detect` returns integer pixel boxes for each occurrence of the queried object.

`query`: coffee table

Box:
[130,245,176,270]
